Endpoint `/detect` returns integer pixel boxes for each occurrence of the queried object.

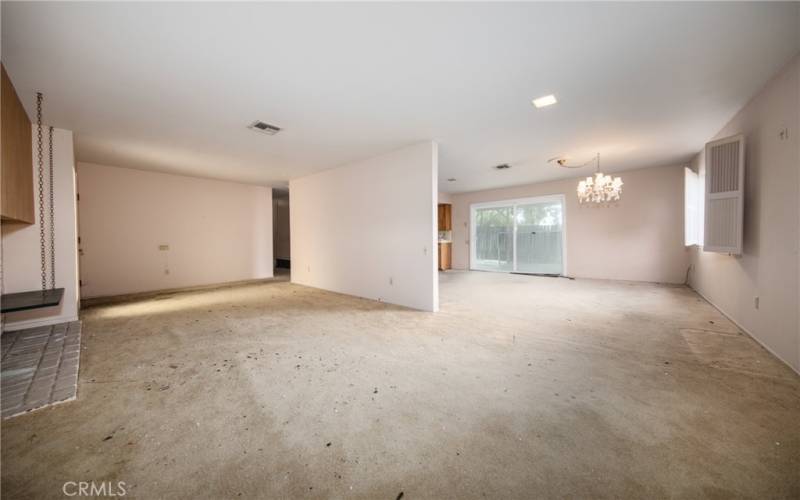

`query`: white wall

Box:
[2,127,80,330]
[290,142,438,311]
[450,164,689,283]
[689,56,799,373]
[76,162,273,298]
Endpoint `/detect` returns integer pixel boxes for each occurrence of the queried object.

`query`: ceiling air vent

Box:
[248,120,282,135]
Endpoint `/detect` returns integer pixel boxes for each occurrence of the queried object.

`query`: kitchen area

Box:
[438,202,452,271]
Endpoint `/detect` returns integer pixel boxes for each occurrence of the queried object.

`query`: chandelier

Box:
[551,153,623,204]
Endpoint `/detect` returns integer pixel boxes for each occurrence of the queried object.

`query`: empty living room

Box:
[1,2,799,499]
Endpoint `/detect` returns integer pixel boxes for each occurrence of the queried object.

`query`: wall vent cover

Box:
[248,121,282,135]
[703,134,745,254]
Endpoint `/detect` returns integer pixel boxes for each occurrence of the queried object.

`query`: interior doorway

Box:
[272,189,290,271]
[469,195,565,275]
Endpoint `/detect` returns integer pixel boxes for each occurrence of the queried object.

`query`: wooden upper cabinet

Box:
[1,63,34,224]
[438,203,452,231]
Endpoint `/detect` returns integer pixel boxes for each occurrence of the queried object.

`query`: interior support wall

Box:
[290,142,438,311]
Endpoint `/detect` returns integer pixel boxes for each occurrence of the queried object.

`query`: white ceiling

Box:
[2,2,798,193]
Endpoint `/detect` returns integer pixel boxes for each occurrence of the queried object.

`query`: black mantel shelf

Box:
[1,288,64,313]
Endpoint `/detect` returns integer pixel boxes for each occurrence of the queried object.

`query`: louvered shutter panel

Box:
[703,134,744,254]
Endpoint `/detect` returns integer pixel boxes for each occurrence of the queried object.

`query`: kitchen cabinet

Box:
[438,203,452,231]
[1,64,34,224]
[438,242,451,271]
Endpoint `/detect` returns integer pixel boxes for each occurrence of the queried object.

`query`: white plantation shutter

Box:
[703,134,744,254]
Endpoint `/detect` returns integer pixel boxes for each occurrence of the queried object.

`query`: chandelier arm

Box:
[557,162,591,169]
[553,153,601,170]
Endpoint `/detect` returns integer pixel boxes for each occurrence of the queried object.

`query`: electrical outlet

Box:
[754,296,759,309]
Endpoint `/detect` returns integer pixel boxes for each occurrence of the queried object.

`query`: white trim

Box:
[469,194,567,276]
[3,314,80,332]
[512,208,518,272]
[690,285,800,376]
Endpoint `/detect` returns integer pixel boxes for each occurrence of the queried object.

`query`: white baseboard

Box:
[689,285,799,376]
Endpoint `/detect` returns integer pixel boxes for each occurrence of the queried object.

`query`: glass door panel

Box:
[473,206,514,272]
[471,196,565,275]
[514,201,563,275]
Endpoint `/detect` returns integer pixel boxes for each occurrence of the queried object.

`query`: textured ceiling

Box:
[2,2,798,192]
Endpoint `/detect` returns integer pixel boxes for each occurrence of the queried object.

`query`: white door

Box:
[470,195,565,275]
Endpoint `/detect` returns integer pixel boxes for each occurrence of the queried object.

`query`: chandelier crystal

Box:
[575,154,623,204]
[577,172,624,204]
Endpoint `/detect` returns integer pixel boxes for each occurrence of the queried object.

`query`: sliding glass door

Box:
[473,205,514,272]
[470,195,565,275]
[514,199,564,274]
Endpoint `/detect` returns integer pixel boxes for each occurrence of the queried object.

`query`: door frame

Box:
[469,194,567,275]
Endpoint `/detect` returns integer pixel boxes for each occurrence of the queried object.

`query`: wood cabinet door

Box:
[438,203,452,232]
[438,242,451,270]
[1,64,34,224]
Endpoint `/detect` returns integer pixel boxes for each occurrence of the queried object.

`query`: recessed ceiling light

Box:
[532,94,557,108]
[447,178,457,182]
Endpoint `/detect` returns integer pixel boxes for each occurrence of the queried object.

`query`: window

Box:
[684,166,704,246]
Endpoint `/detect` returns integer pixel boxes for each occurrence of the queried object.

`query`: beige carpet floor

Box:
[2,271,798,499]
